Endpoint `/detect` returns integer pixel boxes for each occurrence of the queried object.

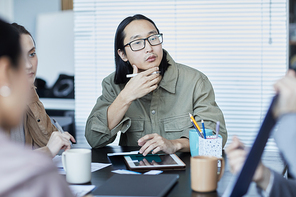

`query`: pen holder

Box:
[189,129,222,158]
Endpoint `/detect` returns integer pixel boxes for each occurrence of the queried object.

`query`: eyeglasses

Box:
[124,33,163,51]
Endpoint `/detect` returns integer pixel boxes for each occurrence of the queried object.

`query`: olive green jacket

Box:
[85,51,227,148]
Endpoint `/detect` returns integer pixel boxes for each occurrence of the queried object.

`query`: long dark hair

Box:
[0,19,22,68]
[11,23,36,46]
[114,14,170,84]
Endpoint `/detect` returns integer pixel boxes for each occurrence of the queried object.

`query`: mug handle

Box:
[62,151,67,172]
[217,157,225,181]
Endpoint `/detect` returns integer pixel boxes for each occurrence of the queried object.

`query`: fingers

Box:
[152,146,161,154]
[138,134,160,156]
[274,72,295,93]
[227,149,246,162]
[138,134,155,145]
[63,143,72,151]
[53,131,75,143]
[138,134,174,156]
[52,132,72,148]
[60,136,71,149]
[273,72,296,117]
[227,145,247,174]
[226,137,247,175]
[63,132,76,143]
[124,66,160,101]
[287,69,296,77]
[142,141,158,156]
[132,65,138,75]
[141,66,159,76]
[225,136,247,175]
[139,161,144,166]
[146,74,161,87]
[228,152,246,174]
[131,67,159,84]
[233,136,245,149]
[139,159,152,166]
[47,131,73,156]
[140,77,160,96]
[225,136,244,154]
[139,135,158,156]
[142,158,151,166]
[273,79,282,93]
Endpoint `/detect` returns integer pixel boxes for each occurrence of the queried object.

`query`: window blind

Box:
[73,0,288,150]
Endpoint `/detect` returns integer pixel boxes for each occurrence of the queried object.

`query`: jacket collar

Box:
[28,87,39,105]
[159,50,178,94]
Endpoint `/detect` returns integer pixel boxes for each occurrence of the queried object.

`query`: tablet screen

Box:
[129,154,178,166]
[124,153,185,169]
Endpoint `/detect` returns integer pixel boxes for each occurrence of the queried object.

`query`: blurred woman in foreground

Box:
[0,18,73,196]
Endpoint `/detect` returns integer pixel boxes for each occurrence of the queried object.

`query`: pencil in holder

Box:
[189,129,222,158]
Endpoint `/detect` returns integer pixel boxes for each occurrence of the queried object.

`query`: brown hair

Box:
[11,23,35,46]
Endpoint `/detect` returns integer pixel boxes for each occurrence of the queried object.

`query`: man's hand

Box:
[225,136,271,190]
[46,131,76,157]
[138,133,179,156]
[107,65,162,130]
[121,65,161,104]
[273,70,296,118]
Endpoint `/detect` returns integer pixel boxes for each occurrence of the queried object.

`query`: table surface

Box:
[88,146,285,197]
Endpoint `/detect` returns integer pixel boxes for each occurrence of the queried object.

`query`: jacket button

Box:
[151,110,156,115]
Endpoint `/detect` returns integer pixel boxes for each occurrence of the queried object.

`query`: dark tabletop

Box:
[89,146,285,197]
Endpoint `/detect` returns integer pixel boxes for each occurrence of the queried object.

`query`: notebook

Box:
[223,95,278,197]
[93,174,179,197]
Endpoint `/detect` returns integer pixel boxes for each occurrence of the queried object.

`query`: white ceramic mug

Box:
[62,149,91,184]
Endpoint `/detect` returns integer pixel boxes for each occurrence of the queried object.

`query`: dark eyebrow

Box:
[28,47,35,53]
[147,30,158,36]
[129,30,158,41]
[130,34,140,40]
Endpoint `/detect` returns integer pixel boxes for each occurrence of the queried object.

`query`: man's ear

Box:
[117,49,128,62]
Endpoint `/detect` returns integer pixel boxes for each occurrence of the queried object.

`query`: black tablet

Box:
[223,95,278,197]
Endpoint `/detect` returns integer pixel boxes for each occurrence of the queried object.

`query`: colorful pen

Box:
[190,120,203,138]
[201,120,206,139]
[188,113,202,133]
[215,121,220,138]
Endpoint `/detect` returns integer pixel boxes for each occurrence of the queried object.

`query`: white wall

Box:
[36,11,74,87]
[13,0,60,39]
[9,0,74,89]
[0,0,14,22]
